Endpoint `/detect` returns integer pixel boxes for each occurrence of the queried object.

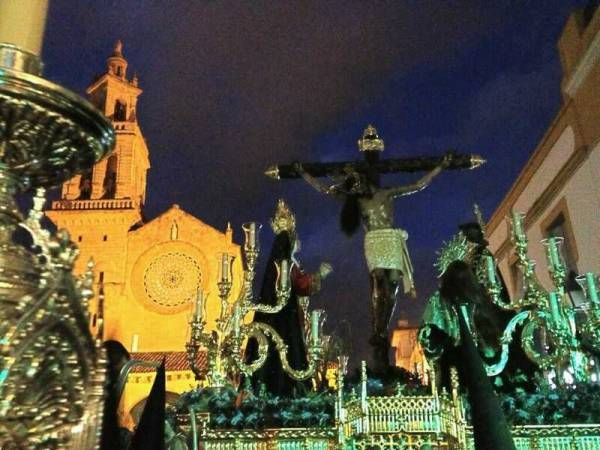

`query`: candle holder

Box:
[575,273,600,355]
[185,222,326,388]
[576,273,600,306]
[507,211,547,309]
[541,237,567,292]
[481,210,593,383]
[478,213,548,378]
[335,354,349,445]
[242,222,260,271]
[0,43,114,447]
[217,253,235,321]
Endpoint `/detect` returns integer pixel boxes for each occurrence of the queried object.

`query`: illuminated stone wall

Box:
[45,42,243,428]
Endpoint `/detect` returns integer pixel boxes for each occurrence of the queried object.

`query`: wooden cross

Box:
[265,124,485,181]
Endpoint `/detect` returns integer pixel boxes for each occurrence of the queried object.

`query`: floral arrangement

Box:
[345,366,429,397]
[461,371,600,425]
[168,384,335,430]
[498,379,600,425]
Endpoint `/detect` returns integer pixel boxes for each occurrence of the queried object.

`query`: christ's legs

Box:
[369,268,401,370]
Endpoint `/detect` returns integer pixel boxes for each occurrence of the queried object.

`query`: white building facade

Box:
[487,6,600,298]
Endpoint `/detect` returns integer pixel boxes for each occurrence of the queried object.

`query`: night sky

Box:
[43,1,586,365]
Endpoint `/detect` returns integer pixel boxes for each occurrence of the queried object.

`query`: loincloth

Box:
[364,228,415,294]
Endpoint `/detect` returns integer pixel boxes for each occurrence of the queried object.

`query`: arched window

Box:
[114,100,127,121]
[103,154,118,198]
[78,170,93,200]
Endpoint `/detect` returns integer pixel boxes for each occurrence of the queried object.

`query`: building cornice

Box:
[564,29,600,97]
[85,73,142,96]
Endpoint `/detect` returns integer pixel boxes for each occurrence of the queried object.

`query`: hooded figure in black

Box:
[246,199,332,397]
[101,340,132,450]
[420,260,515,450]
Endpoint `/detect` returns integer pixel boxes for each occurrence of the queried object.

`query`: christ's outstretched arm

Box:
[384,153,452,198]
[293,162,344,198]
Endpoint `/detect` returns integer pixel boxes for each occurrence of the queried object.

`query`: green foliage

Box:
[486,374,600,425]
[168,384,335,431]
[345,366,429,397]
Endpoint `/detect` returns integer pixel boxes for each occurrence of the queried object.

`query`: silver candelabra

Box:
[0,41,114,448]
[484,211,599,384]
[186,222,326,388]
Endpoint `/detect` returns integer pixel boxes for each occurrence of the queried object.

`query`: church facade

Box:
[45,42,243,428]
[390,320,428,379]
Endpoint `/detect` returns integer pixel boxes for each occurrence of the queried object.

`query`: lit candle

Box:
[511,211,525,239]
[548,292,562,325]
[194,289,204,321]
[544,241,554,269]
[485,255,497,284]
[585,272,599,305]
[279,259,289,290]
[248,222,256,249]
[311,310,320,344]
[221,253,229,282]
[232,305,241,338]
[547,238,561,269]
[0,0,49,56]
[338,355,349,376]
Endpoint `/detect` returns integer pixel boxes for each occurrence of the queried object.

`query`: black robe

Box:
[420,261,516,450]
[460,222,537,386]
[246,231,310,397]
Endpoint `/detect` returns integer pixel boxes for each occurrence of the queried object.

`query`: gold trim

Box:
[270,198,296,235]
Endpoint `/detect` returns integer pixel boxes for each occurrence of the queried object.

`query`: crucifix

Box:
[265,125,485,370]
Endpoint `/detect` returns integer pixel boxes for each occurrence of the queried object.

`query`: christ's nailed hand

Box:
[319,262,333,279]
[441,153,454,168]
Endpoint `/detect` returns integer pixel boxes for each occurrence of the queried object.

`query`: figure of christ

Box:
[294,154,451,368]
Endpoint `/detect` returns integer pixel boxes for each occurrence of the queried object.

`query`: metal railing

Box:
[176,403,600,450]
[343,394,463,449]
[466,424,600,450]
[176,413,337,450]
[113,121,137,132]
[51,198,136,210]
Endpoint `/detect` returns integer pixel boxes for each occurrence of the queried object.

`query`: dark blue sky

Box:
[44,1,586,364]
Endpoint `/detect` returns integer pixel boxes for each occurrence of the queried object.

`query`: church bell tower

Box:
[57,40,149,207]
[46,40,150,298]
